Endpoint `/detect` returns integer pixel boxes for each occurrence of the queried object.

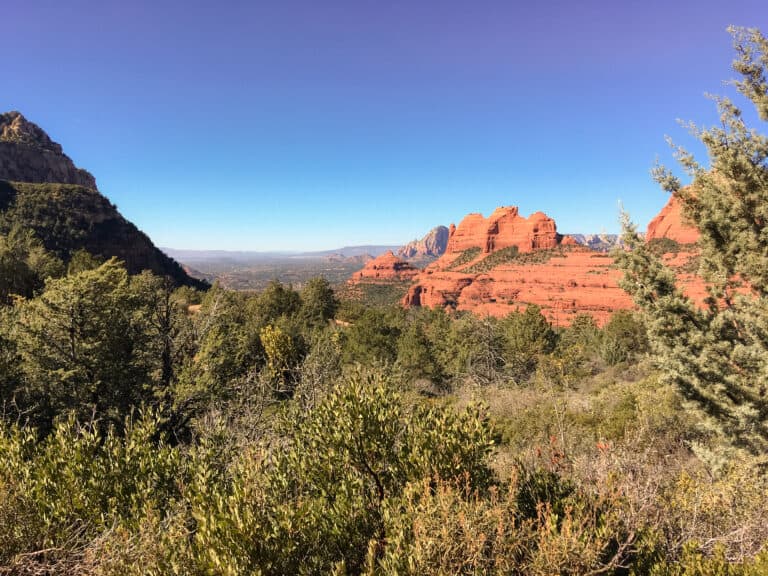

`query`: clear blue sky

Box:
[2,0,766,250]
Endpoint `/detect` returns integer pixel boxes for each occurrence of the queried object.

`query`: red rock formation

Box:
[400,206,630,324]
[345,198,709,326]
[400,202,708,326]
[350,251,419,282]
[445,206,560,254]
[403,247,633,325]
[646,193,699,244]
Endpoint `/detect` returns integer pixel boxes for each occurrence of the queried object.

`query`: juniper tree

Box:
[14,259,156,428]
[616,27,768,459]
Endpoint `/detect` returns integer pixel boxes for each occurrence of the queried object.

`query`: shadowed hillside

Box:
[0,112,206,289]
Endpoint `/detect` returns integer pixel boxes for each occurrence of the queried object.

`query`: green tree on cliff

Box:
[616,27,768,459]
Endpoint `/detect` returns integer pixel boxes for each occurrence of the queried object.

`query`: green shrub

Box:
[0,411,182,571]
[176,366,496,574]
[500,305,556,382]
[647,544,768,576]
[464,245,520,273]
[647,237,683,256]
[599,310,648,366]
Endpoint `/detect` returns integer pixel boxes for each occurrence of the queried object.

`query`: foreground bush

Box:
[0,411,183,573]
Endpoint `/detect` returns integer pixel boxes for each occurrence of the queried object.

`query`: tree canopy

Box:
[617,27,768,459]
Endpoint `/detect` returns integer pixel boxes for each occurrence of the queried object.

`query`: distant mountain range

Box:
[564,234,623,252]
[163,230,623,270]
[162,245,399,264]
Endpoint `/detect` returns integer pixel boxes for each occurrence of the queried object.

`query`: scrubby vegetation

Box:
[337,280,413,309]
[463,246,566,274]
[0,180,204,288]
[0,244,765,574]
[1,25,768,576]
[447,247,481,270]
[464,245,520,273]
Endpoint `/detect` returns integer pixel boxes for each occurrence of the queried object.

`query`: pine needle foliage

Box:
[616,27,768,459]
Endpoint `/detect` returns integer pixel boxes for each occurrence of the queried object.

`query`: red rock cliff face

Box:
[343,198,707,326]
[400,201,707,326]
[403,248,633,326]
[350,251,419,282]
[445,206,560,254]
[646,193,700,244]
[402,206,626,325]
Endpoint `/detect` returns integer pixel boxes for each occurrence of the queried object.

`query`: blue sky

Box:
[2,0,767,250]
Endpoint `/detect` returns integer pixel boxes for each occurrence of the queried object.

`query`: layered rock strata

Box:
[444,207,561,254]
[399,202,705,326]
[350,251,420,282]
[403,247,632,326]
[0,111,97,189]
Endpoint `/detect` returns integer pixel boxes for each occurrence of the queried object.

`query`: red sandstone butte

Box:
[404,247,633,326]
[400,201,706,326]
[350,251,420,282]
[646,193,700,244]
[402,206,634,325]
[445,206,561,254]
[341,198,706,326]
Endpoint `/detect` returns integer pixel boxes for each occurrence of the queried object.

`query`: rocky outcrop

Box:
[445,207,561,255]
[403,247,632,325]
[646,193,699,244]
[0,112,205,289]
[0,112,97,189]
[340,196,713,325]
[399,199,711,325]
[397,225,449,259]
[350,251,420,282]
[401,206,621,324]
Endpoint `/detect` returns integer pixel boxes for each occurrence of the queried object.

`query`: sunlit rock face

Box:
[0,111,97,189]
[444,206,560,255]
[397,225,449,259]
[645,193,700,244]
[349,251,420,282]
[399,200,704,326]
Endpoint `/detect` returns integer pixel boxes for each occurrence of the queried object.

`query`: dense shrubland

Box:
[0,246,765,574]
[2,25,768,576]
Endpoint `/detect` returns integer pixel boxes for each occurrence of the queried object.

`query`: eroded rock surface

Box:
[397,225,449,259]
[646,193,700,244]
[445,206,561,254]
[350,251,420,282]
[399,202,703,326]
[0,111,97,189]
